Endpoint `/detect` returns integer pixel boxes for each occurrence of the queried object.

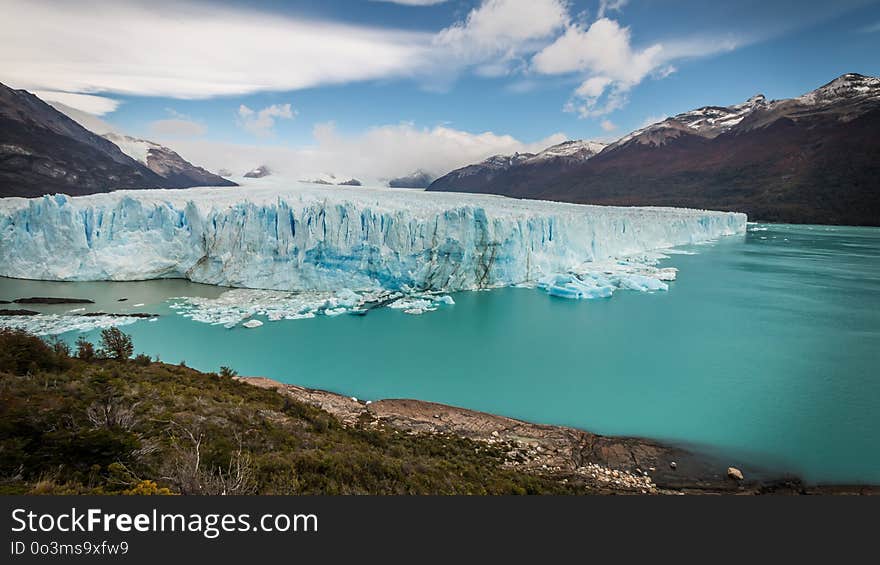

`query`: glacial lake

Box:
[2,223,878,484]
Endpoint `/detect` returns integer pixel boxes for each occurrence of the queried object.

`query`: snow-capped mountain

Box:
[429,140,605,192]
[525,140,607,163]
[244,166,271,178]
[388,170,434,188]
[795,72,880,106]
[429,73,880,226]
[0,82,171,198]
[0,81,237,198]
[608,95,768,150]
[103,133,235,188]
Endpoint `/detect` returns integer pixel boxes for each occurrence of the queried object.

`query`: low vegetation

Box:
[0,328,580,495]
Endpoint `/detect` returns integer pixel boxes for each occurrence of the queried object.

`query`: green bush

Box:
[99,327,133,360]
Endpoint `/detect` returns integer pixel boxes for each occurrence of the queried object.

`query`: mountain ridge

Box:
[428,73,880,226]
[0,82,236,197]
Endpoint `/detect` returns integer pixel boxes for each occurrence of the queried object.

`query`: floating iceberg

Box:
[169,287,456,328]
[0,183,746,294]
[0,314,139,336]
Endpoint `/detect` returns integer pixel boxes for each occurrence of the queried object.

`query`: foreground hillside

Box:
[429,73,880,226]
[0,328,582,495]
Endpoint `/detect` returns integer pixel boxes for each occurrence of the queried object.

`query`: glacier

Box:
[0,183,746,295]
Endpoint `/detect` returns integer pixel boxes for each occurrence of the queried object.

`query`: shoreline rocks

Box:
[235,376,878,495]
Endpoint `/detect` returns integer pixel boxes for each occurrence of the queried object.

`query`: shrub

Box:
[123,480,173,496]
[75,336,96,360]
[219,366,238,379]
[133,354,152,366]
[46,337,71,358]
[0,328,63,374]
[99,327,133,360]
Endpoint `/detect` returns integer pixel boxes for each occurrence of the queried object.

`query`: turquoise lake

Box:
[2,223,878,483]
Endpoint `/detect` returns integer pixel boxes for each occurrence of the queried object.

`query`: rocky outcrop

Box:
[13,297,94,304]
[389,170,434,188]
[237,376,863,494]
[244,166,271,178]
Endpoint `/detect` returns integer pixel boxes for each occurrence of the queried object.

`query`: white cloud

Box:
[149,119,206,138]
[31,91,120,115]
[575,76,614,98]
[42,101,121,135]
[434,0,568,74]
[534,17,742,118]
[237,104,297,137]
[0,0,430,99]
[164,122,566,182]
[597,0,628,19]
[600,119,617,132]
[533,19,663,84]
[5,0,748,126]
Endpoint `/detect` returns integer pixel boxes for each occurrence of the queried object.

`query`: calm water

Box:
[2,224,878,483]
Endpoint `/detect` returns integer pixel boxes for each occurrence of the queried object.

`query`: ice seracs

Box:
[0,183,745,292]
[0,183,747,290]
[0,182,745,327]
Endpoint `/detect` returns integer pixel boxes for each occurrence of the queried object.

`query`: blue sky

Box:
[2,0,879,179]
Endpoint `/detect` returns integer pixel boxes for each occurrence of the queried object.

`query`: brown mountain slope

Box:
[428,74,880,226]
[0,83,236,198]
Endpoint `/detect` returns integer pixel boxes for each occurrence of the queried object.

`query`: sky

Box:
[2,0,879,181]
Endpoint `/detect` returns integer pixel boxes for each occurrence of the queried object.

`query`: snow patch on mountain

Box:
[525,140,607,163]
[103,133,156,164]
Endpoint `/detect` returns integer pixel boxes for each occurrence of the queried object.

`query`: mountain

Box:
[0,83,237,198]
[0,82,168,197]
[103,133,235,188]
[428,73,880,226]
[388,170,434,188]
[244,165,271,178]
[300,172,363,186]
[429,139,606,193]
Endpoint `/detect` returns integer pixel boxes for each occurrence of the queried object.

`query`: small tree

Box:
[99,327,134,361]
[47,337,71,358]
[219,366,238,379]
[76,336,95,360]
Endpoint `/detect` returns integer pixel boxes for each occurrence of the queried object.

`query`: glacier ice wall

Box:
[0,184,746,292]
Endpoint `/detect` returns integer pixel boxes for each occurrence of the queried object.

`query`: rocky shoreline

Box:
[239,376,878,495]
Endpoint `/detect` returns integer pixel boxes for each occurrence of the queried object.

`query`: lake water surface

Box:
[2,223,878,484]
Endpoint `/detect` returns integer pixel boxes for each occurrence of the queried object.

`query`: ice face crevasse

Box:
[0,186,747,291]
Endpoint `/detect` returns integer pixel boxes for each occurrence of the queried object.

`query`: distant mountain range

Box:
[430,140,607,193]
[0,82,235,198]
[299,172,363,186]
[244,165,272,179]
[429,73,880,226]
[388,170,434,188]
